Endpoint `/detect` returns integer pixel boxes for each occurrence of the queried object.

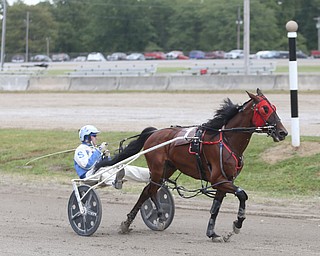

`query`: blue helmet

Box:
[79,125,100,142]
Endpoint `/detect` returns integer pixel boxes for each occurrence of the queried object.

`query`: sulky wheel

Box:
[140,185,175,231]
[67,185,102,236]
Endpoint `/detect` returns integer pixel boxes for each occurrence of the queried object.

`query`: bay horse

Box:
[98,89,288,241]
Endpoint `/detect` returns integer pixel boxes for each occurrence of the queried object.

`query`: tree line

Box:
[1,0,320,59]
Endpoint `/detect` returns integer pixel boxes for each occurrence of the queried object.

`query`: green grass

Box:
[158,65,320,74]
[45,69,73,76]
[1,129,319,197]
[138,65,320,74]
[157,67,187,73]
[236,135,320,197]
[276,65,320,73]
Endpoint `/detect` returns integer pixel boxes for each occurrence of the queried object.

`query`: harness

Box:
[203,130,243,180]
[168,95,280,199]
[188,96,277,183]
[189,128,243,182]
[188,129,208,180]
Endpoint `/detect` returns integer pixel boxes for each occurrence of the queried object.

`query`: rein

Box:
[202,125,276,134]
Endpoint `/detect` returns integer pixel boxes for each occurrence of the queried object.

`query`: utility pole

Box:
[243,0,250,75]
[236,6,243,49]
[314,17,320,50]
[1,0,7,70]
[46,37,50,57]
[25,11,29,62]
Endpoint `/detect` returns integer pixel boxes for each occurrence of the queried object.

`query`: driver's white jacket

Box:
[74,143,102,179]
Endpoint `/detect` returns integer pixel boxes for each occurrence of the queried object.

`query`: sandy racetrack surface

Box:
[1,92,320,256]
[1,92,320,135]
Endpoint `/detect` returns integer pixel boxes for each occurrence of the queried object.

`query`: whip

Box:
[25,148,76,166]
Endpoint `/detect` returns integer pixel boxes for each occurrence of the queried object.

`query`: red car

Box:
[144,52,166,60]
[166,51,189,60]
[205,51,225,59]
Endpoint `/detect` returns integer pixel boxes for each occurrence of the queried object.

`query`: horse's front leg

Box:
[233,187,248,234]
[206,190,225,240]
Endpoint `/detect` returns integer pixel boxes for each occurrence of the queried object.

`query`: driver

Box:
[74,125,150,189]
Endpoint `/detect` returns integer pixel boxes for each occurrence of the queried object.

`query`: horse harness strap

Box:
[202,130,243,180]
[187,127,243,181]
[188,129,208,180]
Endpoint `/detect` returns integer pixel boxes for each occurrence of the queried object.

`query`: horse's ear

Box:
[246,90,260,102]
[256,88,263,96]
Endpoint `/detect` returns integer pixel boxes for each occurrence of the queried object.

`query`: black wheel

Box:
[67,185,102,236]
[140,186,175,231]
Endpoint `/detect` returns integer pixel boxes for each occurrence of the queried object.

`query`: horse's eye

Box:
[259,105,269,115]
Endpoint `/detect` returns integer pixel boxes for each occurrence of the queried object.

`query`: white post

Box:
[243,0,250,75]
[1,0,7,70]
[286,20,300,148]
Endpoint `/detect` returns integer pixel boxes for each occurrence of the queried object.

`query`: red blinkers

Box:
[252,97,276,127]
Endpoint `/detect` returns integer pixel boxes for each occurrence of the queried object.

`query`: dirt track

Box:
[1,92,320,256]
[1,92,320,135]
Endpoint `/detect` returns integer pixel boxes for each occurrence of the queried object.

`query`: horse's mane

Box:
[201,98,241,129]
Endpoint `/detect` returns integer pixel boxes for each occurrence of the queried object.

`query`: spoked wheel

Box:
[140,185,175,231]
[67,185,102,236]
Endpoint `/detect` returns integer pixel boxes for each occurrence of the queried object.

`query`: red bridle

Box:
[252,96,277,127]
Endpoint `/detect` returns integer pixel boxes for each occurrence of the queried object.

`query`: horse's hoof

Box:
[233,222,241,234]
[222,232,234,242]
[119,221,132,234]
[156,219,165,231]
[211,235,225,243]
[211,232,234,243]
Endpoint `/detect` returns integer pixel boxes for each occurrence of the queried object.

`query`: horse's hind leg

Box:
[120,183,151,234]
[150,187,166,230]
[233,187,248,234]
[206,190,225,240]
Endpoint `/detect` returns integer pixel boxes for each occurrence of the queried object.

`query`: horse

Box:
[100,88,288,241]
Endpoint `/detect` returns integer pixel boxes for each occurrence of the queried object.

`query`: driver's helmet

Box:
[79,125,100,142]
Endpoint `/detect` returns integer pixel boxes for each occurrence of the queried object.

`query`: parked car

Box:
[225,49,243,59]
[126,53,145,61]
[296,50,308,58]
[311,50,320,58]
[205,51,225,59]
[107,52,127,61]
[30,54,52,62]
[73,56,87,62]
[166,51,189,60]
[11,54,25,63]
[275,50,308,59]
[144,51,166,60]
[188,50,205,59]
[51,53,70,62]
[255,50,279,59]
[277,51,289,59]
[87,52,106,61]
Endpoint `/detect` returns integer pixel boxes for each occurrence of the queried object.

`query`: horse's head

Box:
[247,88,288,142]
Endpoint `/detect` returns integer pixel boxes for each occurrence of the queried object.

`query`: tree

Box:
[4,1,58,56]
[51,0,91,53]
[0,0,317,56]
[167,0,204,51]
[85,0,155,53]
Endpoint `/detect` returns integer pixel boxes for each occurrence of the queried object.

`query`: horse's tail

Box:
[95,126,157,169]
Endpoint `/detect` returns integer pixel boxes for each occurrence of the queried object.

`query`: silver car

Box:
[225,49,244,59]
